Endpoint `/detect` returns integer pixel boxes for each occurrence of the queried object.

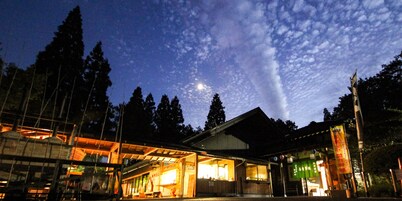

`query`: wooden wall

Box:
[196,179,235,196]
[235,160,272,196]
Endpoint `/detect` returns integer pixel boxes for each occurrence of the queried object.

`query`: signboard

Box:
[330,125,352,174]
[291,160,319,179]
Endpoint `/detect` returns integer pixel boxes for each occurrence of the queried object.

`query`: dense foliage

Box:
[323,51,402,174]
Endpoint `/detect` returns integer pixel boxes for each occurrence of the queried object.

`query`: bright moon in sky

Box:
[196,83,205,91]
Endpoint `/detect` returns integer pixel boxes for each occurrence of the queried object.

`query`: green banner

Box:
[292,160,319,179]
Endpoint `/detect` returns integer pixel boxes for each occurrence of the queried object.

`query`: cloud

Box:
[159,0,402,127]
[277,25,288,35]
[361,0,384,9]
[293,0,304,13]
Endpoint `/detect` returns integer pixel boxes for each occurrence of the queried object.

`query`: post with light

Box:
[390,169,398,197]
[280,154,287,197]
[350,71,368,197]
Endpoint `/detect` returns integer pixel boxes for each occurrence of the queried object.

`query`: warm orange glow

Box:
[246,163,268,181]
[161,169,176,185]
[198,158,234,180]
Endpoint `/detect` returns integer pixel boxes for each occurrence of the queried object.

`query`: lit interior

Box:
[246,163,268,181]
[161,169,177,185]
[197,157,234,181]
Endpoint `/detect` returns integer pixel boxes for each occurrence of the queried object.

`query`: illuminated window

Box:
[246,163,268,181]
[124,173,149,195]
[197,157,234,181]
[161,169,176,185]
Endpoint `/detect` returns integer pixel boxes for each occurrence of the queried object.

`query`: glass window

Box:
[197,157,234,181]
[125,173,149,194]
[246,163,268,181]
[160,169,176,185]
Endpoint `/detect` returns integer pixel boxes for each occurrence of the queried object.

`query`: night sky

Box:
[1,0,401,128]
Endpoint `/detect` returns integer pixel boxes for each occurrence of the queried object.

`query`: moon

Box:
[196,83,205,91]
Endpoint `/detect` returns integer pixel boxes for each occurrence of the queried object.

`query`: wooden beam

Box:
[110,142,120,153]
[0,154,122,168]
[74,142,112,152]
[143,147,158,156]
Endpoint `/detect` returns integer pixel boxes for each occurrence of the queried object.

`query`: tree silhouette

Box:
[155,94,172,140]
[170,96,184,139]
[81,41,113,134]
[123,87,148,140]
[205,93,225,130]
[32,6,84,122]
[144,93,156,137]
[323,108,332,122]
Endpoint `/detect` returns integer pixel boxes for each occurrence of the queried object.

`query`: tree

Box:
[81,42,113,134]
[144,93,156,137]
[0,58,3,89]
[0,46,3,86]
[323,108,332,121]
[285,120,298,131]
[32,6,84,122]
[182,124,195,137]
[123,87,148,140]
[204,93,225,130]
[155,94,172,140]
[271,118,298,137]
[365,144,402,175]
[0,63,25,111]
[170,96,185,139]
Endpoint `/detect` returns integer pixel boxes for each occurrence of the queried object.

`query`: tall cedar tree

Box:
[205,93,225,130]
[170,96,185,139]
[155,95,172,141]
[81,42,113,134]
[144,93,156,137]
[32,6,84,122]
[123,87,148,140]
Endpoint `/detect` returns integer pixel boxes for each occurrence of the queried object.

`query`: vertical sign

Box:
[330,125,352,174]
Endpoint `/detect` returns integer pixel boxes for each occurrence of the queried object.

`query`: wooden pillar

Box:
[194,153,198,197]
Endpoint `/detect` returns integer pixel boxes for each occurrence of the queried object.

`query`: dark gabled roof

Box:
[182,107,284,147]
[260,120,346,157]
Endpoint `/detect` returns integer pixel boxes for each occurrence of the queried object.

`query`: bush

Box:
[368,182,394,197]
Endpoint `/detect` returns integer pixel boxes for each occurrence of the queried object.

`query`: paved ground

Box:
[119,196,401,201]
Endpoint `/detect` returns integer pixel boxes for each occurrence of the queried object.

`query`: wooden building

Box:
[0,107,354,199]
[181,107,283,197]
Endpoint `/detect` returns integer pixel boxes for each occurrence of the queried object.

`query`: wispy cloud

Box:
[163,0,290,126]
